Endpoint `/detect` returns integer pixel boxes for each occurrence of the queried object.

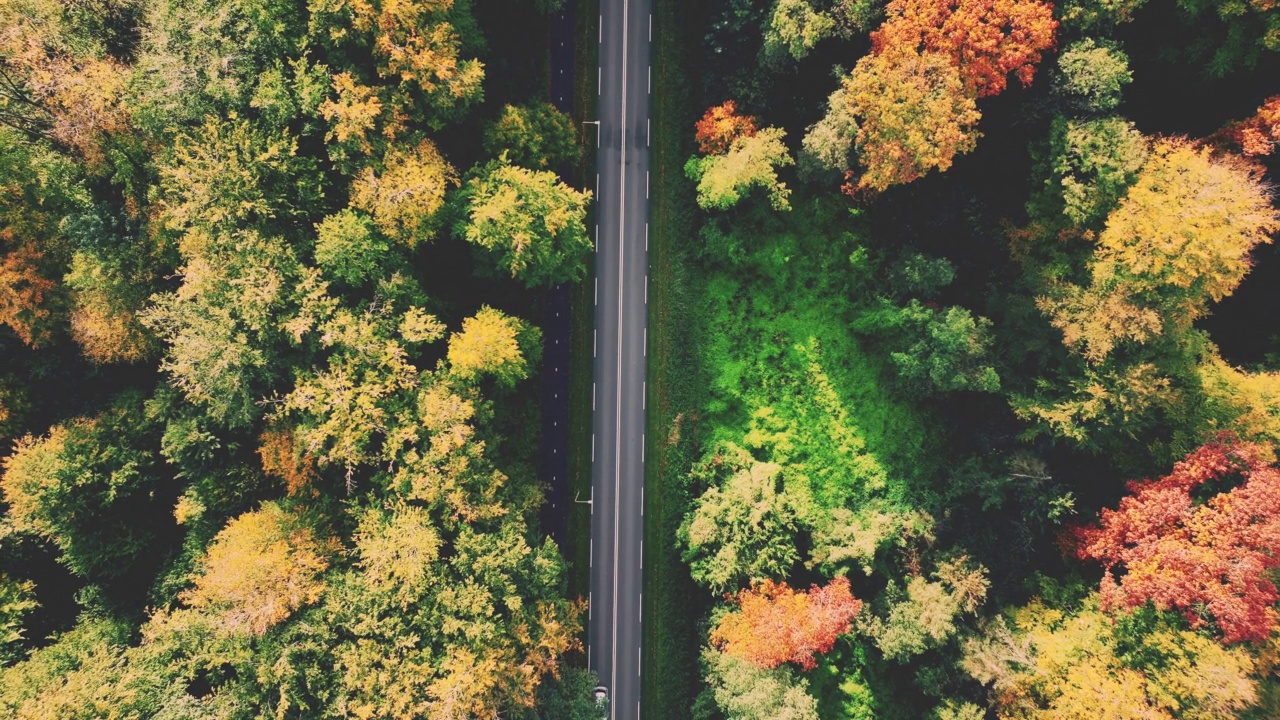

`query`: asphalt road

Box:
[538,0,576,551]
[587,0,651,717]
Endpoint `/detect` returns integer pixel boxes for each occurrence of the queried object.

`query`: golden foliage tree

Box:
[181,502,330,635]
[962,597,1259,719]
[64,251,153,364]
[258,426,319,497]
[447,306,536,388]
[318,72,385,154]
[1039,140,1279,362]
[685,126,794,210]
[351,139,457,243]
[842,47,981,194]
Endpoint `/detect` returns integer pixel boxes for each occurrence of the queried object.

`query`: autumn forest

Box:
[0,0,1279,717]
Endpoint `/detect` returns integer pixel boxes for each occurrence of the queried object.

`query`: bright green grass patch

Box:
[696,196,941,511]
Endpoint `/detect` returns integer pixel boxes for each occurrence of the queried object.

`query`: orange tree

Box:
[871,0,1058,98]
[710,577,861,670]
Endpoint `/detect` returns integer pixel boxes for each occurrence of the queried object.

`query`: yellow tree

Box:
[842,47,981,194]
[962,597,1259,719]
[351,139,457,244]
[447,306,538,389]
[309,0,485,129]
[685,126,794,210]
[318,72,385,156]
[181,502,330,636]
[1039,140,1279,362]
[64,251,153,364]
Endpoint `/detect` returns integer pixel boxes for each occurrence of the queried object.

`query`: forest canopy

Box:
[0,0,598,717]
[668,0,1280,716]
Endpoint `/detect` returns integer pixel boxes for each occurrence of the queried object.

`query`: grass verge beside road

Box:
[642,0,706,716]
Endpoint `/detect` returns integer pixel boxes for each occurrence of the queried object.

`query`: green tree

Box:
[533,667,609,720]
[156,114,321,235]
[764,0,838,62]
[859,557,988,660]
[1028,116,1148,229]
[455,160,592,286]
[678,446,808,593]
[1,392,166,581]
[853,300,999,395]
[133,0,307,128]
[142,229,302,428]
[1053,39,1133,113]
[800,83,858,177]
[482,103,578,169]
[703,649,820,720]
[892,305,1000,395]
[313,209,394,286]
[0,576,36,667]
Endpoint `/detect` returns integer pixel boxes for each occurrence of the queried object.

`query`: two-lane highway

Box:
[587,0,651,717]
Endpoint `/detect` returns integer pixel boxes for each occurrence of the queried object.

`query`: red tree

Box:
[1211,95,1280,157]
[1073,436,1280,643]
[710,576,861,670]
[871,0,1057,98]
[694,101,759,155]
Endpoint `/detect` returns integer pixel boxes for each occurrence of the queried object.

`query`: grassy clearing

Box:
[696,199,943,512]
[642,0,707,716]
[566,0,600,634]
